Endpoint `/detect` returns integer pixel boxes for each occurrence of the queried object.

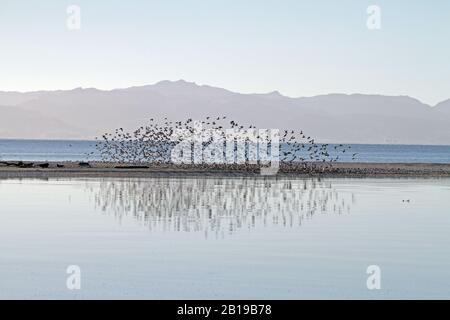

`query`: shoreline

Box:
[1,161,450,179]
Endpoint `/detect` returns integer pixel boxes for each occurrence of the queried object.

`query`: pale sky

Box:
[1,0,449,105]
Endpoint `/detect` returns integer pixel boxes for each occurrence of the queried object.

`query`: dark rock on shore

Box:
[78,162,91,168]
[114,165,150,169]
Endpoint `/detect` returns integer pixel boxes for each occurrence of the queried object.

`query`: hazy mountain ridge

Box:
[0,105,81,139]
[0,80,449,144]
[435,99,450,114]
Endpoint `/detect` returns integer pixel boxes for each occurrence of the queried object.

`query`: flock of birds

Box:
[280,130,356,162]
[95,116,357,173]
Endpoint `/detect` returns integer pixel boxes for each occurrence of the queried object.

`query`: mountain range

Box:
[1,80,449,144]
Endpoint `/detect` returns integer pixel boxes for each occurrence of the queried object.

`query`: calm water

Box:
[1,139,450,163]
[0,177,449,299]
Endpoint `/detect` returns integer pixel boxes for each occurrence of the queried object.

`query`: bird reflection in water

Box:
[86,178,355,237]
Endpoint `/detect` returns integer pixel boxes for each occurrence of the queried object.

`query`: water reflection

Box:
[86,178,355,237]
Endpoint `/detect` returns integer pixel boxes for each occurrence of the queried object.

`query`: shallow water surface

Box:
[0,177,449,299]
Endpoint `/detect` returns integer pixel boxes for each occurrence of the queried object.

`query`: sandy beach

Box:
[1,161,450,179]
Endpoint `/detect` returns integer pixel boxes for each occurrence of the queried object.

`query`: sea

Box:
[1,139,450,163]
[0,177,449,299]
